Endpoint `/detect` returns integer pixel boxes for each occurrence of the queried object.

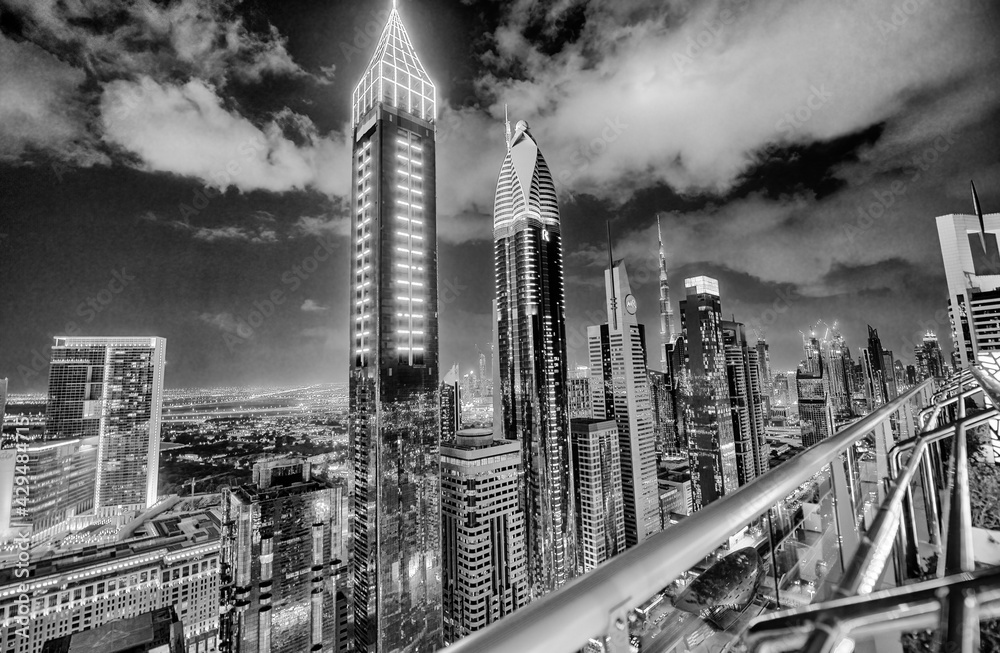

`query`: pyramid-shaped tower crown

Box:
[352,6,436,125]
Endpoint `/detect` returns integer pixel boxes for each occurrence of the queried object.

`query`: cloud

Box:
[2,0,316,86]
[434,0,1000,224]
[0,35,108,166]
[293,213,351,238]
[197,311,240,332]
[301,299,329,312]
[100,77,351,195]
[141,211,280,243]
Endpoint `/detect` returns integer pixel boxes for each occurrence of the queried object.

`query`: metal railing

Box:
[441,379,942,653]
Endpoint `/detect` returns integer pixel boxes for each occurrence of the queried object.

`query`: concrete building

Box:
[40,607,185,653]
[569,419,625,573]
[441,429,527,643]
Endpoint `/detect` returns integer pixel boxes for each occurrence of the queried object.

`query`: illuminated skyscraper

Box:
[722,321,768,485]
[44,336,165,513]
[347,5,442,650]
[221,459,348,653]
[797,357,835,449]
[493,118,575,595]
[588,260,661,547]
[915,331,946,380]
[441,429,527,643]
[569,418,625,572]
[676,277,738,509]
[864,326,891,410]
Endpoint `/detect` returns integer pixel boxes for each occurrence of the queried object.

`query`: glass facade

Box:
[569,418,625,573]
[494,119,575,597]
[44,336,165,512]
[348,7,442,652]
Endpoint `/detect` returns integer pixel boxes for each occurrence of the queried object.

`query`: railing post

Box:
[830,453,860,576]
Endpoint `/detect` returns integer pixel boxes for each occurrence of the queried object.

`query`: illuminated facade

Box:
[798,355,835,448]
[657,216,675,370]
[347,5,442,651]
[587,261,661,547]
[569,418,625,573]
[493,118,575,595]
[0,498,220,653]
[915,331,946,380]
[44,337,166,513]
[676,277,738,510]
[221,460,348,653]
[441,429,527,643]
[722,321,768,485]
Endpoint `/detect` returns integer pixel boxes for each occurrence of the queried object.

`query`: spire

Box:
[504,104,511,149]
[657,214,675,367]
[972,179,987,253]
[351,4,436,125]
[607,221,618,331]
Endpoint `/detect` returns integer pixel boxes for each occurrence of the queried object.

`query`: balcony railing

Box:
[440,370,1000,653]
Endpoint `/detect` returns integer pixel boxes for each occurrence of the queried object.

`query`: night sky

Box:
[2,0,1000,392]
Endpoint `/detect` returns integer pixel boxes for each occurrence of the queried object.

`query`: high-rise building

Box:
[826,330,853,417]
[648,370,677,457]
[441,380,460,440]
[864,326,891,410]
[44,336,165,513]
[935,208,1000,367]
[721,321,768,486]
[797,352,835,448]
[657,216,675,370]
[221,459,348,653]
[915,331,946,380]
[676,277,738,510]
[569,418,625,573]
[568,376,592,419]
[587,260,661,547]
[0,497,221,653]
[773,373,790,406]
[493,118,575,595]
[754,337,772,420]
[0,436,97,541]
[347,5,442,651]
[441,429,527,643]
[0,378,7,424]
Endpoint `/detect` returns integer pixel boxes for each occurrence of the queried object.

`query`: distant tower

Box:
[588,252,661,547]
[45,336,166,513]
[722,321,768,485]
[347,4,442,651]
[657,215,676,369]
[441,429,527,643]
[493,118,575,595]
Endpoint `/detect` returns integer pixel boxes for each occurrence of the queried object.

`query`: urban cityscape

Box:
[1,1,999,653]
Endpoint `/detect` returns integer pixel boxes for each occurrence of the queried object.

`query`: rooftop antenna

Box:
[504,104,511,148]
[607,221,618,330]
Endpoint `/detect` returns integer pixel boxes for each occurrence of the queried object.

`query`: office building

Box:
[347,5,442,650]
[826,330,853,417]
[588,260,660,547]
[915,331,946,380]
[648,370,677,457]
[754,337,772,420]
[41,607,185,653]
[676,277,738,509]
[864,326,891,409]
[221,459,348,653]
[441,429,527,643]
[0,496,221,653]
[441,380,460,440]
[797,350,835,448]
[569,418,625,573]
[0,437,97,542]
[44,337,166,513]
[722,321,768,486]
[493,118,575,595]
[936,210,1000,367]
[568,376,592,419]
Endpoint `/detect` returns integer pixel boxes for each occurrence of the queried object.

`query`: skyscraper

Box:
[935,207,1000,367]
[915,331,946,380]
[798,353,835,448]
[221,459,348,653]
[722,321,768,485]
[676,277,738,509]
[657,215,676,370]
[347,6,441,650]
[754,335,772,421]
[441,429,527,643]
[45,336,165,513]
[588,260,661,547]
[864,326,890,410]
[493,118,575,595]
[569,418,625,573]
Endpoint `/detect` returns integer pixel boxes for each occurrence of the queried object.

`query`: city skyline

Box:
[3,0,1000,392]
